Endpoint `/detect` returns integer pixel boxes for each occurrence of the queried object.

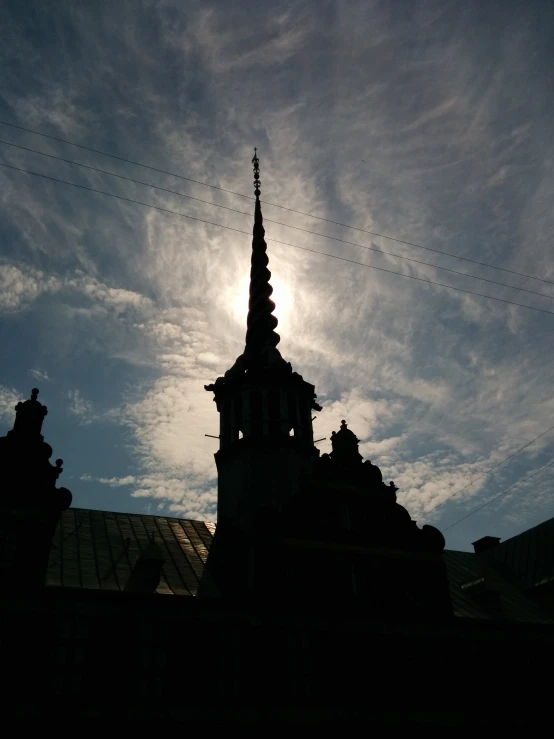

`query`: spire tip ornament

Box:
[252,147,261,198]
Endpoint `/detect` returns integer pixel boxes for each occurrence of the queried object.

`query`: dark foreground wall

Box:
[2,589,553,725]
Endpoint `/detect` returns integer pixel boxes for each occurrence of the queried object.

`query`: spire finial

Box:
[205,149,284,386]
[252,147,261,198]
[243,147,282,362]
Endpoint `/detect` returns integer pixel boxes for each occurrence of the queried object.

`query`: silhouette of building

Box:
[1,152,553,725]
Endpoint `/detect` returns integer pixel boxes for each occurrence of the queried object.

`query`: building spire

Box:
[244,148,281,364]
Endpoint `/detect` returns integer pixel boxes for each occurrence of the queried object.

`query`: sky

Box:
[0,0,553,551]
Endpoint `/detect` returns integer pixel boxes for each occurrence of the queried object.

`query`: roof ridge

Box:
[68,506,217,527]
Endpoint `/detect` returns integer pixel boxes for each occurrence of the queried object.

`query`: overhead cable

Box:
[1,138,552,302]
[2,160,554,318]
[422,424,554,517]
[2,118,553,287]
[441,459,554,532]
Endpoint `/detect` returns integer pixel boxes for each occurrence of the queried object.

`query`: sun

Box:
[232,275,293,334]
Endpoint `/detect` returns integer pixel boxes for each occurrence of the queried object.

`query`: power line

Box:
[441,459,554,532]
[2,118,553,288]
[2,138,552,303]
[3,160,554,318]
[422,424,554,518]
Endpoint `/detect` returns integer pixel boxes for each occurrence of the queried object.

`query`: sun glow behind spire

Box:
[232,274,293,335]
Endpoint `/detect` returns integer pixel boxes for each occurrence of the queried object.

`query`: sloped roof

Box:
[46,508,552,623]
[487,516,554,590]
[46,507,216,596]
[443,550,552,623]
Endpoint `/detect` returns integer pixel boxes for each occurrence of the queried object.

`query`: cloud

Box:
[131,477,217,520]
[67,389,94,423]
[67,276,153,314]
[7,84,89,139]
[29,368,50,382]
[0,264,60,311]
[178,8,311,73]
[0,386,20,423]
[80,474,136,487]
[122,374,218,481]
[0,262,152,317]
[1,1,553,543]
[314,388,405,453]
[81,471,217,520]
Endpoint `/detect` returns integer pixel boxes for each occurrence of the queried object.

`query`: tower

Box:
[0,389,72,589]
[205,150,321,535]
[203,153,450,616]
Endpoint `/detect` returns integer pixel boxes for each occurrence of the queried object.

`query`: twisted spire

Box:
[244,148,281,360]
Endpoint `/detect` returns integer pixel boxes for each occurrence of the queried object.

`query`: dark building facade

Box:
[1,153,553,724]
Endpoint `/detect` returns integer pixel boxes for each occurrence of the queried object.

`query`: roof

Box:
[46,507,216,596]
[488,516,554,590]
[46,508,553,623]
[443,550,552,624]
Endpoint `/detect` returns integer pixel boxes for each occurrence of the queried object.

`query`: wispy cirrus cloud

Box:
[67,389,94,423]
[29,367,50,382]
[0,385,20,422]
[0,1,553,544]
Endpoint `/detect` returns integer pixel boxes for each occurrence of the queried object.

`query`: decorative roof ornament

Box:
[330,420,363,466]
[253,147,261,197]
[323,420,402,504]
[243,148,282,366]
[11,388,48,437]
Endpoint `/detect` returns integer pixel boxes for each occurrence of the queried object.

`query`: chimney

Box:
[472,536,501,554]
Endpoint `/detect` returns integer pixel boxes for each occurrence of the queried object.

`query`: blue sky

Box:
[0,0,553,551]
